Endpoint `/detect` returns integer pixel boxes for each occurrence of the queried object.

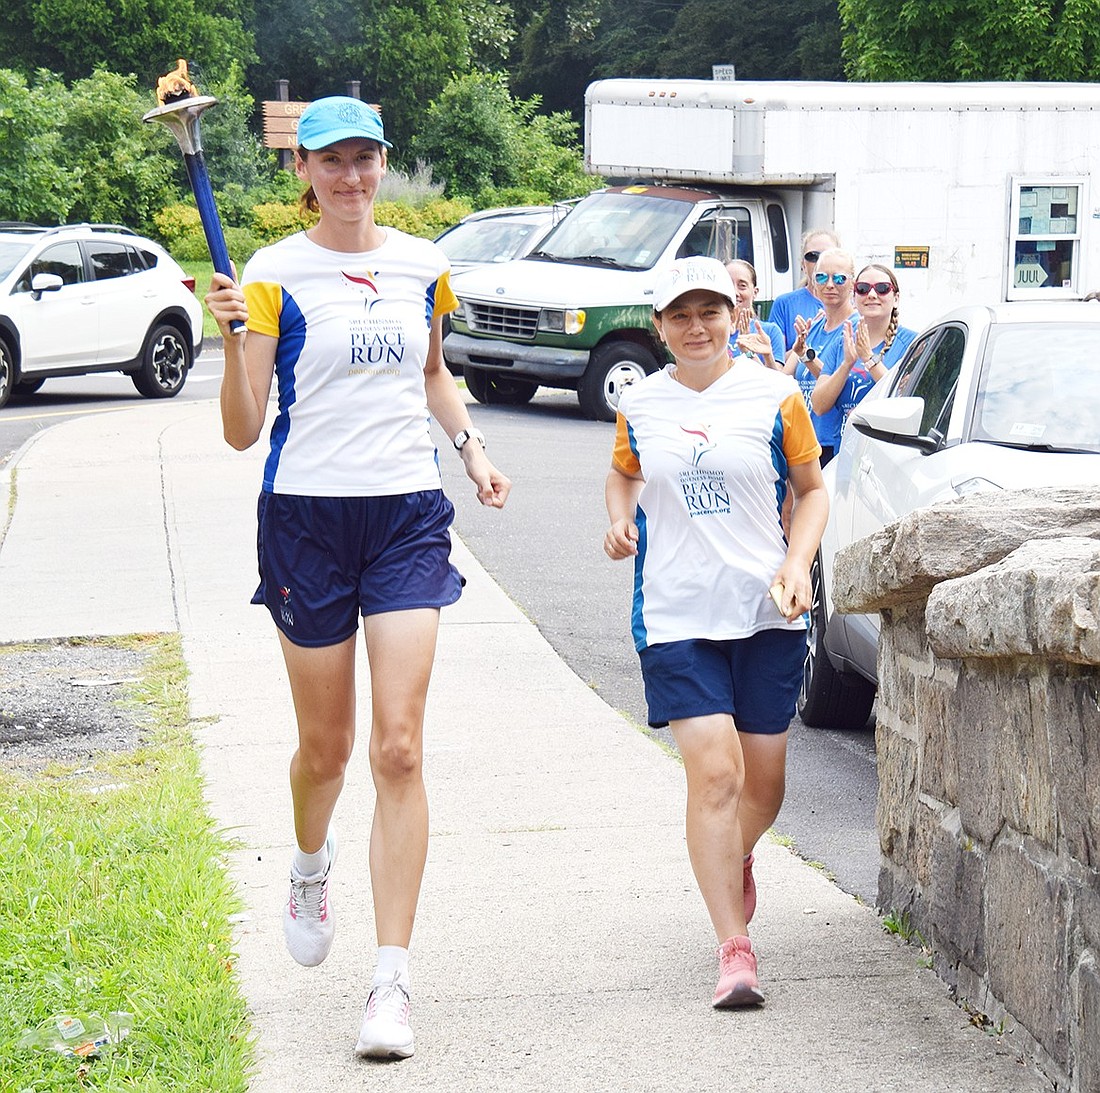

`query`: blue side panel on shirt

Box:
[769,408,790,536]
[263,290,307,492]
[631,504,649,651]
[425,279,437,329]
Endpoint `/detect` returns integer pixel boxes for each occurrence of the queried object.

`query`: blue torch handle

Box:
[183,150,245,334]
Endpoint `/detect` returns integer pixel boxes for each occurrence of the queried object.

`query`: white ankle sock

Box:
[374,945,410,989]
[293,840,329,878]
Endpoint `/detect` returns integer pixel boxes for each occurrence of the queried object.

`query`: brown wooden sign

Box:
[262,100,308,150]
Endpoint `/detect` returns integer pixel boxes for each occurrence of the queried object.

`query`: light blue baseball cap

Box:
[297,96,392,150]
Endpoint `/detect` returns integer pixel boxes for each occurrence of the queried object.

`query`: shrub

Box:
[419,197,474,237]
[223,226,262,265]
[168,232,212,263]
[410,72,600,203]
[153,204,203,250]
[152,204,261,265]
[475,185,555,208]
[374,202,428,237]
[252,202,317,244]
[378,160,446,206]
[0,68,180,227]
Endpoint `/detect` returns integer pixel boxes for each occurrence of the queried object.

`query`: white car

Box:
[0,222,203,409]
[434,205,570,277]
[800,300,1100,730]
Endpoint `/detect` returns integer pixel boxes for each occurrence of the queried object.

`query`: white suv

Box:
[0,223,203,409]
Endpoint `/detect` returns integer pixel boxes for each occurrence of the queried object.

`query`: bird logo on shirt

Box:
[681,424,716,467]
[341,270,383,312]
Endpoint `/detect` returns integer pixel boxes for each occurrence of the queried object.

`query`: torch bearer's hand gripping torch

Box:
[144,60,245,335]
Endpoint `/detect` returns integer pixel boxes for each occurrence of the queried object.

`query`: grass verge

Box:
[0,634,254,1092]
[179,260,218,340]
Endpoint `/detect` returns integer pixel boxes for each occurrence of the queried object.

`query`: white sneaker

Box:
[282,832,337,967]
[355,973,415,1059]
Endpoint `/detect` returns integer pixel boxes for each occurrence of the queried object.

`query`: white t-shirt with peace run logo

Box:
[612,363,820,651]
[241,228,457,497]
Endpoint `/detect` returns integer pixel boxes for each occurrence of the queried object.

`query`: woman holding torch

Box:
[204,96,510,1061]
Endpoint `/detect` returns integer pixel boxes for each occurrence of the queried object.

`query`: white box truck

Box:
[444,79,1100,420]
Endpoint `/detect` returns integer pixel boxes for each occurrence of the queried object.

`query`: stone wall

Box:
[832,487,1100,1093]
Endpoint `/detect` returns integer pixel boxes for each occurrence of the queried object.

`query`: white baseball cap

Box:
[653,256,736,312]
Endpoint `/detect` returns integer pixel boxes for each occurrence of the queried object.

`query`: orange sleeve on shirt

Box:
[434,270,458,318]
[611,413,641,475]
[242,281,282,338]
[780,391,823,465]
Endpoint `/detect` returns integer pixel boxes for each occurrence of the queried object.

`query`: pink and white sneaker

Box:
[282,832,337,967]
[355,973,415,1060]
[713,935,765,1008]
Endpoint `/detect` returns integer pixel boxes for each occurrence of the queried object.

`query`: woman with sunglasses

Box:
[811,264,917,452]
[783,248,859,465]
[725,259,785,368]
[767,229,839,352]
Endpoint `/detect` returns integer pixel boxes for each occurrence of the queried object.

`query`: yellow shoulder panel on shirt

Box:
[242,281,283,338]
[434,270,458,318]
[780,391,823,465]
[612,413,641,475]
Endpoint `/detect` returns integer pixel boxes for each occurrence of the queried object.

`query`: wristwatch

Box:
[453,427,486,451]
[799,348,816,365]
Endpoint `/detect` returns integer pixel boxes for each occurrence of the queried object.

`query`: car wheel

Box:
[462,365,538,405]
[0,338,14,410]
[15,377,45,395]
[132,323,191,399]
[797,553,877,730]
[578,341,660,422]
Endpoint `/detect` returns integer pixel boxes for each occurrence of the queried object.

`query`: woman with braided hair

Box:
[810,263,917,453]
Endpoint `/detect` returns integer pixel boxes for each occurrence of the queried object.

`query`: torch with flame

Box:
[143,60,243,334]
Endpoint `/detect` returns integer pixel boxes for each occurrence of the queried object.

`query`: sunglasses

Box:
[803,250,821,263]
[814,272,849,286]
[855,280,895,296]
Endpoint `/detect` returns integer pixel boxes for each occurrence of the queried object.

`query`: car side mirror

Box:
[30,272,64,300]
[850,396,938,452]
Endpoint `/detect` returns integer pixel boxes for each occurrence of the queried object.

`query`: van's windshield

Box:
[528,191,692,271]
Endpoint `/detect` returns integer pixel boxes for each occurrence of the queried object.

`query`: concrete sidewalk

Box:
[0,399,1050,1091]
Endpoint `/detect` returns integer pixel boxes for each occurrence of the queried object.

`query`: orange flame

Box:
[155,59,198,106]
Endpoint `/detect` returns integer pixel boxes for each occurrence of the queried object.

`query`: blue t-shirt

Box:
[793,312,859,448]
[729,318,785,363]
[815,326,918,449]
[768,286,823,352]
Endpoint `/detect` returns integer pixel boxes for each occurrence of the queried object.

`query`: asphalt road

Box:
[0,366,882,905]
[0,348,226,470]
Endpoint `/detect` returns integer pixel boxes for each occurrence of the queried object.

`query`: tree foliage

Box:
[250,0,471,153]
[655,0,843,80]
[0,68,178,227]
[511,0,843,112]
[838,0,1100,81]
[0,0,254,88]
[409,73,599,202]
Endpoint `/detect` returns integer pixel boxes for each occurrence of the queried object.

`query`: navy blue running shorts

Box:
[638,628,809,733]
[251,490,464,647]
